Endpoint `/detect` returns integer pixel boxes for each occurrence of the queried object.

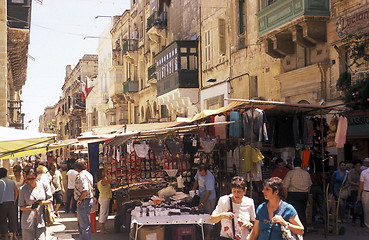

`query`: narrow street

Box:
[45,212,129,240]
[42,211,369,240]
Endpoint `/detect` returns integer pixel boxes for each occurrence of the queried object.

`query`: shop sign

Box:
[347,115,369,135]
[336,3,369,37]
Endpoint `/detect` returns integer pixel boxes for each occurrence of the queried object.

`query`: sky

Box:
[22,0,131,131]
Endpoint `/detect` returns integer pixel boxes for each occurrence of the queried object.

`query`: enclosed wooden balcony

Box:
[257,0,329,58]
[122,39,138,55]
[123,80,139,94]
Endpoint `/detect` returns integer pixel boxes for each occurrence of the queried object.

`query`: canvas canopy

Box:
[0,127,56,159]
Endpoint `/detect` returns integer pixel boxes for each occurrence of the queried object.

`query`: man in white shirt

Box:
[358,165,369,231]
[65,164,78,213]
[74,159,94,240]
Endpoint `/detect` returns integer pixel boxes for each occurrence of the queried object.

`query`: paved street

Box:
[40,211,369,240]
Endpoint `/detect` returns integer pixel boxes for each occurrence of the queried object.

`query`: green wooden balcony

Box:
[257,0,329,36]
[148,63,157,81]
[122,39,138,55]
[123,80,139,94]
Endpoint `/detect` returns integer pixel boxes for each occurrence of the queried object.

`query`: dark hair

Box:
[0,168,7,178]
[339,161,346,166]
[96,168,105,182]
[198,163,208,172]
[353,159,362,166]
[25,168,37,177]
[293,157,302,167]
[263,177,284,199]
[13,165,22,173]
[231,176,247,190]
[275,158,284,164]
[75,159,87,171]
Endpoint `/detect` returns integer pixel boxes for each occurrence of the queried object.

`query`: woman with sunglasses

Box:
[211,176,256,240]
[18,168,53,240]
[247,177,304,240]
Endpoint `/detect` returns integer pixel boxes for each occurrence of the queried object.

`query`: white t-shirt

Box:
[212,194,256,239]
[360,168,369,191]
[67,169,78,189]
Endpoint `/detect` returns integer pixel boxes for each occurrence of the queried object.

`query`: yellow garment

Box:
[240,145,264,174]
[97,177,112,199]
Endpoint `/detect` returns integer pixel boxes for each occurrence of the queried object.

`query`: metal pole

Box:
[320,109,327,238]
[249,103,254,198]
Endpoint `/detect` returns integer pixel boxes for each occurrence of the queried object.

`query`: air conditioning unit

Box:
[102,93,109,103]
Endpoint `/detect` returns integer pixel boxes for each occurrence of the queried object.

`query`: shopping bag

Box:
[281,225,303,240]
[45,204,56,227]
[339,188,349,200]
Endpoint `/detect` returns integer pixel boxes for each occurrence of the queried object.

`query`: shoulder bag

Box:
[218,195,236,240]
[277,202,303,240]
[339,173,349,200]
[42,182,56,226]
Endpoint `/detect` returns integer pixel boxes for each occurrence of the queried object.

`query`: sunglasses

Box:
[26,177,36,181]
[232,177,245,181]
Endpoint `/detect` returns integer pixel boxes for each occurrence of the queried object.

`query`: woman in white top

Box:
[211,176,256,239]
[11,165,24,189]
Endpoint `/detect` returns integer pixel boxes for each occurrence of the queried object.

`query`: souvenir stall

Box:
[191,98,347,237]
[90,122,232,238]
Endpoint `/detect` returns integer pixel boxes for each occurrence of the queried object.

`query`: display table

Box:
[131,214,212,240]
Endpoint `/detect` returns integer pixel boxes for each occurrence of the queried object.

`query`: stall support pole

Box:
[249,104,255,199]
[320,109,327,238]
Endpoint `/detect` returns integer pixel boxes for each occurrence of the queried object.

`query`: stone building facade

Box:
[0,0,32,129]
[38,105,56,134]
[55,55,98,140]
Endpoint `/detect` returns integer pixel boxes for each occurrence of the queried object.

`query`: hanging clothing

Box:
[327,116,338,148]
[214,114,227,140]
[183,135,200,155]
[240,145,264,174]
[208,116,216,137]
[227,147,240,173]
[229,111,242,138]
[303,118,314,147]
[274,117,295,148]
[148,140,164,156]
[302,150,311,167]
[200,137,217,153]
[242,108,268,144]
[133,142,150,158]
[126,140,135,154]
[335,116,348,148]
[165,138,182,155]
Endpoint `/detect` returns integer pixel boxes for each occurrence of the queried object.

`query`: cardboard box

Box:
[138,226,165,240]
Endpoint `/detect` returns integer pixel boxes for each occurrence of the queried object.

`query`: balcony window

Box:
[181,56,188,70]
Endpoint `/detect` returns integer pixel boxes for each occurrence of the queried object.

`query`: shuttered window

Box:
[219,18,226,55]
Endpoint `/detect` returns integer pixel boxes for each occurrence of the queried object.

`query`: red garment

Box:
[271,167,290,180]
[302,150,311,167]
[208,116,216,136]
[214,114,227,139]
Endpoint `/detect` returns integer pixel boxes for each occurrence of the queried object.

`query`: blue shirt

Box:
[194,170,216,200]
[333,170,348,191]
[0,177,16,203]
[256,201,297,240]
